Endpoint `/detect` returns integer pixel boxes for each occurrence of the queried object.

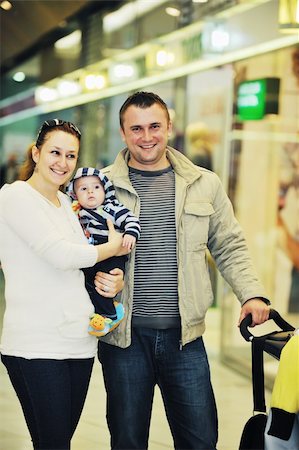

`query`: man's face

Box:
[120,103,172,171]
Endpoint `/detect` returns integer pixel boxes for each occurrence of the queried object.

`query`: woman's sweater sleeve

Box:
[0,184,97,270]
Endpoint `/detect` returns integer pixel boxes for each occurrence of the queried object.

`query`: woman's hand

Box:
[107,219,123,246]
[107,220,131,257]
[94,268,125,297]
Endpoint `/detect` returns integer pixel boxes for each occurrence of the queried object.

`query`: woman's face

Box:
[32,130,79,188]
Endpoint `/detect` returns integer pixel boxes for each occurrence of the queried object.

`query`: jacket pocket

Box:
[183,202,214,250]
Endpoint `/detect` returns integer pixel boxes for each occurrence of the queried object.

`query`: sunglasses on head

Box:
[37,119,81,142]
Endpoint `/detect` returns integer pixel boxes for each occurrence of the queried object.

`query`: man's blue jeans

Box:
[98,327,218,450]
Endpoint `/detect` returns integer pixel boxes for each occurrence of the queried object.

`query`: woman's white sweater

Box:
[0,181,98,359]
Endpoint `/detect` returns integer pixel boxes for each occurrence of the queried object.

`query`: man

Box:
[98,91,270,450]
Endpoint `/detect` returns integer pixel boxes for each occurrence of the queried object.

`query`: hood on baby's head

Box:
[66,167,115,201]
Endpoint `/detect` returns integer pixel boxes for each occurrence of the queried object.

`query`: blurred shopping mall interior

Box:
[0,0,298,448]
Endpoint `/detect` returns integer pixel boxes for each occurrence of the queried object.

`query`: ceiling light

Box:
[103,0,169,33]
[165,7,180,17]
[202,20,230,53]
[0,1,12,10]
[54,30,82,50]
[156,50,175,66]
[35,87,59,103]
[211,28,230,51]
[84,74,106,90]
[279,0,299,33]
[192,0,208,3]
[13,72,26,82]
[109,62,138,84]
[57,80,82,97]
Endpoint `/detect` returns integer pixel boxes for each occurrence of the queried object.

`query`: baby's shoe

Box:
[107,301,125,333]
[88,314,109,336]
[88,302,125,337]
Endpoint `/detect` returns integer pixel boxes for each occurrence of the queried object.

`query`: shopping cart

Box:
[238,309,295,450]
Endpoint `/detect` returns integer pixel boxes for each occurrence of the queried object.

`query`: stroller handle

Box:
[239,308,295,341]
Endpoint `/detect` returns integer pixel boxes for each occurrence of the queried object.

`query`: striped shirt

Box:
[129,166,180,328]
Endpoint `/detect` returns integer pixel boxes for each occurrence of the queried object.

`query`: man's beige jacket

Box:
[100,147,267,347]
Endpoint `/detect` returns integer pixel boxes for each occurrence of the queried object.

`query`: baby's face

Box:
[74,175,105,209]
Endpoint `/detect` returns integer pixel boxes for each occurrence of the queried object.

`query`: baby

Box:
[67,167,140,336]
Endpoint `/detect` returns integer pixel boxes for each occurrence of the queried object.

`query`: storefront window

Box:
[221,45,299,384]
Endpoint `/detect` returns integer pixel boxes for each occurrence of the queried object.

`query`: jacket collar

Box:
[166,146,202,184]
[109,146,203,187]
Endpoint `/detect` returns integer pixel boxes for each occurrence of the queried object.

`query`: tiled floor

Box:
[0,296,272,450]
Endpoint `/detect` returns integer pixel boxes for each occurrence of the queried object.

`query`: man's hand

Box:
[238,298,270,327]
[94,268,124,297]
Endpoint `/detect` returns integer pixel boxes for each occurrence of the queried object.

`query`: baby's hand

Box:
[122,234,136,250]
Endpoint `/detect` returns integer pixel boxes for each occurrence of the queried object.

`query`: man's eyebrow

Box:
[130,122,161,129]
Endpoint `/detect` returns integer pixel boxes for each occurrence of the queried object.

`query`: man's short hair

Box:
[119,91,170,129]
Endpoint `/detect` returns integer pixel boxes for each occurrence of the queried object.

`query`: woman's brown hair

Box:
[18,143,35,181]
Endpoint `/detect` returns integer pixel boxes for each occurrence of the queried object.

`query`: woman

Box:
[0,119,126,449]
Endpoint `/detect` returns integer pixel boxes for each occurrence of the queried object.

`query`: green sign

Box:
[237,78,280,120]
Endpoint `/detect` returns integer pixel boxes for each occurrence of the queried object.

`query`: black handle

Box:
[240,308,295,342]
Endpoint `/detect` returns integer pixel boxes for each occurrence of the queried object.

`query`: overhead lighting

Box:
[35,87,59,104]
[0,1,12,10]
[279,0,299,33]
[57,80,82,97]
[84,74,106,90]
[192,0,208,3]
[54,30,82,50]
[211,28,230,51]
[109,62,138,84]
[103,0,169,33]
[35,80,82,104]
[202,20,230,53]
[165,7,180,17]
[13,72,26,82]
[156,50,175,66]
